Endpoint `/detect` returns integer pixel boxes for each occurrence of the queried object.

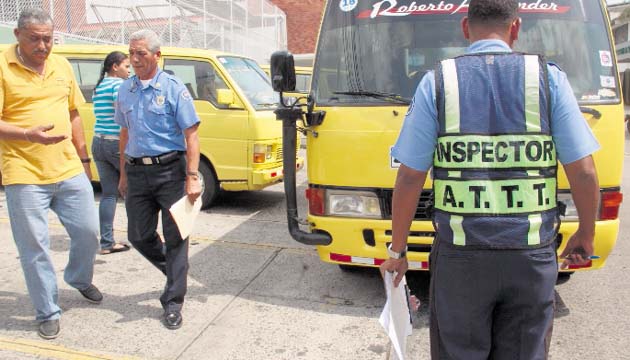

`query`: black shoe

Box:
[38,319,60,340]
[78,284,103,304]
[163,311,182,330]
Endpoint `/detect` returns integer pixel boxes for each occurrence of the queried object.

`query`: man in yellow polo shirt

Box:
[0,8,101,340]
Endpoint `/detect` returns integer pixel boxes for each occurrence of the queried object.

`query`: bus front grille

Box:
[381,190,433,220]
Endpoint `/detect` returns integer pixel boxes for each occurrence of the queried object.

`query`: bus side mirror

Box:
[623,69,630,106]
[270,51,296,92]
[216,88,235,106]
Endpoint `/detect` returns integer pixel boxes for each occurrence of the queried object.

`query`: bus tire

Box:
[556,271,573,285]
[199,161,219,208]
[338,264,361,272]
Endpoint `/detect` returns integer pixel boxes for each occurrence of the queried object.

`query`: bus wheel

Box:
[556,271,573,285]
[338,264,361,272]
[199,161,219,208]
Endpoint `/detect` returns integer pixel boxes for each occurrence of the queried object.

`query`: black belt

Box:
[125,151,183,166]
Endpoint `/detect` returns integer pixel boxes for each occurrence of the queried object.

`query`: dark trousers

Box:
[125,156,189,313]
[429,239,557,360]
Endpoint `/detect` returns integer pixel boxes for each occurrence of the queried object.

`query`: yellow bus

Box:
[273,0,624,272]
[1,44,302,207]
[260,64,313,95]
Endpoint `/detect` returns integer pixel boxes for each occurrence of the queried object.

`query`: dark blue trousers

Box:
[125,155,189,313]
[429,239,557,360]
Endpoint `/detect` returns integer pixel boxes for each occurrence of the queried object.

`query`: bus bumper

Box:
[308,216,619,272]
[251,157,304,188]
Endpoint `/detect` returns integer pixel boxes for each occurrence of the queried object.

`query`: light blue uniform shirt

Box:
[114,69,200,157]
[392,39,600,172]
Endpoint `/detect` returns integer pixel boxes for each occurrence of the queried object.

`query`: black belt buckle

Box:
[126,151,180,166]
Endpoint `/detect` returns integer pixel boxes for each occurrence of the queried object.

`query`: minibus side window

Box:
[163,59,230,109]
[295,73,311,93]
[67,59,102,103]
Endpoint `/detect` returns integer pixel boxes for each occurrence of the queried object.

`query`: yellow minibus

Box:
[274,0,623,273]
[1,44,302,207]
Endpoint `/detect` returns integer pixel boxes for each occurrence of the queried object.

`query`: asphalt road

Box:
[0,140,628,359]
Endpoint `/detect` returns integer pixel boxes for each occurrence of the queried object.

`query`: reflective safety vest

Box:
[433,53,559,248]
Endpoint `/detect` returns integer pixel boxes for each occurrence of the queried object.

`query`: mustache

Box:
[33,49,48,55]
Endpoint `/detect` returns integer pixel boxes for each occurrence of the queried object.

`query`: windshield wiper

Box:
[579,106,602,119]
[332,90,411,104]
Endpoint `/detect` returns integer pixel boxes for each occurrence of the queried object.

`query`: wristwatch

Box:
[387,243,407,259]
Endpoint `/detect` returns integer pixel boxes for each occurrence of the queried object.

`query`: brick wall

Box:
[269,0,325,54]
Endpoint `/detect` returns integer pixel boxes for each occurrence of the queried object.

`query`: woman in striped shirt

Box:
[92,51,131,255]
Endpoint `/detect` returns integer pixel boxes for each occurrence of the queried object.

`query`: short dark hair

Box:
[468,0,518,28]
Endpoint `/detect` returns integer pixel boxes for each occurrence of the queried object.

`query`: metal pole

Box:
[203,0,207,48]
[120,0,124,44]
[169,0,173,46]
[230,0,233,52]
[65,0,71,33]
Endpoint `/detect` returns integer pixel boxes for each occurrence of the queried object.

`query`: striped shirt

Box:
[92,77,124,135]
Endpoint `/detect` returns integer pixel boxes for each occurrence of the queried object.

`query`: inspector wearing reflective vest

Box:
[381,0,600,359]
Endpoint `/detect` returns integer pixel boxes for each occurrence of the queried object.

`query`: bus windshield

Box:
[313,0,618,106]
[219,56,279,110]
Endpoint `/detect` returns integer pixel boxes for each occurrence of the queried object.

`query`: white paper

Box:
[379,272,413,360]
[169,195,202,239]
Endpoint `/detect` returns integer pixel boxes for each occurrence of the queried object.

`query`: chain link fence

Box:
[0,0,287,63]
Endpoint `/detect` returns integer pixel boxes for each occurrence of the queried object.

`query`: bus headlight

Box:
[327,190,382,218]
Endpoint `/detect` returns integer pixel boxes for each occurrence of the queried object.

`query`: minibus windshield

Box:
[313,0,617,106]
[220,56,279,110]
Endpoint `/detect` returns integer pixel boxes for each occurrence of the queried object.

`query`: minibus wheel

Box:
[199,161,219,208]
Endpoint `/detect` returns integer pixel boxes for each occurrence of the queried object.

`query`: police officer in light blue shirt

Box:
[115,66,199,158]
[115,29,201,331]
[381,1,600,358]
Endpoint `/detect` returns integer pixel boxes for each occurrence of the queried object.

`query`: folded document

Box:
[379,272,413,360]
[169,195,202,239]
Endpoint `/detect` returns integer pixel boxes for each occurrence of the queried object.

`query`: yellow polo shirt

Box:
[0,44,85,185]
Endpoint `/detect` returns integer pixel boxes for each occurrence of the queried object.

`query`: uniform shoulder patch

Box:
[181,90,192,101]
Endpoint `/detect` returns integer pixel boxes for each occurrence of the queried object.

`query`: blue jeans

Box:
[92,136,120,250]
[5,173,99,321]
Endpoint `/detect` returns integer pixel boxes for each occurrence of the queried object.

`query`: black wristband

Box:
[81,158,91,163]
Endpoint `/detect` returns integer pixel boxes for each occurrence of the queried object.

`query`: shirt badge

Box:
[156,95,165,106]
[181,91,192,101]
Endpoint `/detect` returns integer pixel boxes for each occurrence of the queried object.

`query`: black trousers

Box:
[125,155,189,313]
[429,239,557,360]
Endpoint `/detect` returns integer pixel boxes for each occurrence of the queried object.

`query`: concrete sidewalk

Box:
[0,190,412,360]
